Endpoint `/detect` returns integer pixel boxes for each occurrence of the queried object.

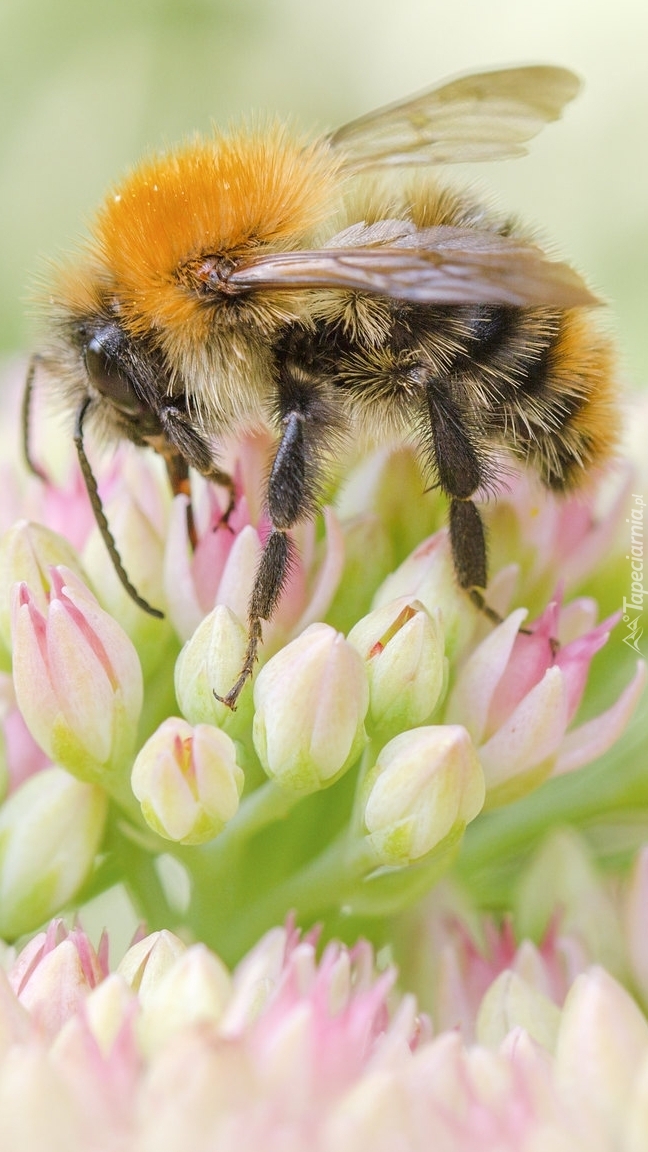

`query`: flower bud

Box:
[475,969,560,1052]
[10,567,143,784]
[372,530,477,658]
[117,930,187,1001]
[82,973,137,1054]
[164,493,260,642]
[515,829,626,977]
[555,968,648,1141]
[362,726,485,866]
[10,923,105,1039]
[348,597,445,737]
[82,479,169,669]
[252,623,369,794]
[0,519,87,651]
[131,717,244,844]
[137,944,232,1054]
[0,767,107,938]
[174,605,250,732]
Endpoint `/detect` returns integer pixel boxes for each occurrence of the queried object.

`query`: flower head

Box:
[0,354,645,1142]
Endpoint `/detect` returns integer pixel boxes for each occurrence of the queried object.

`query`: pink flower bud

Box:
[137,944,232,1053]
[10,567,143,783]
[0,519,87,651]
[475,968,560,1051]
[117,930,187,1001]
[8,921,107,1038]
[555,968,648,1143]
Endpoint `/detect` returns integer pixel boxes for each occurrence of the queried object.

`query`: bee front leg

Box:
[155,404,235,545]
[425,378,502,625]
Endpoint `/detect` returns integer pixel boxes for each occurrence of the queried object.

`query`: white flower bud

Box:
[348,597,445,736]
[0,767,107,938]
[362,725,485,866]
[253,623,369,794]
[131,717,244,845]
[174,604,250,732]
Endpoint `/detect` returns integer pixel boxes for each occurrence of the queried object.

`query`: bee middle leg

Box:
[425,378,501,624]
[217,371,342,709]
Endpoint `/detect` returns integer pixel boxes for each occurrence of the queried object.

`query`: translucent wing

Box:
[328,65,580,170]
[220,222,597,309]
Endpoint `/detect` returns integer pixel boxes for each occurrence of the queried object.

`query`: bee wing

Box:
[328,65,580,170]
[224,224,598,308]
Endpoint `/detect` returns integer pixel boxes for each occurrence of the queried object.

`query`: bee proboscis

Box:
[25,64,618,708]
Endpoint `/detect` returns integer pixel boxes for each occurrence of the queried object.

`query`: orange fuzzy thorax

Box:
[86,124,340,336]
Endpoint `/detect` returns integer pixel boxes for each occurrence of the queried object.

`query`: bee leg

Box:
[448,498,502,624]
[216,364,338,705]
[156,404,235,540]
[215,414,304,710]
[21,353,49,481]
[215,528,293,709]
[425,379,502,625]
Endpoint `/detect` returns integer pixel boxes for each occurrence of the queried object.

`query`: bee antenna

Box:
[74,398,165,619]
[21,354,49,481]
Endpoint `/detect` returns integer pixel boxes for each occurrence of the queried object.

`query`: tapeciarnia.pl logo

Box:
[622,494,646,654]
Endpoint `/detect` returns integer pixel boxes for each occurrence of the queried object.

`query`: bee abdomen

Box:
[463,305,620,489]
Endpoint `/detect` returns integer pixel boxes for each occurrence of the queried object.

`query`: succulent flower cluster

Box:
[0,367,646,1147]
[3,845,648,1152]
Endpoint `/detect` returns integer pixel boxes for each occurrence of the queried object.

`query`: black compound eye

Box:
[84,327,141,415]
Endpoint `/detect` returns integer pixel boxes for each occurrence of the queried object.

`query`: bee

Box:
[24,65,619,708]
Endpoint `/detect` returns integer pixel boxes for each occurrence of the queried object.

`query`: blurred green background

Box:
[1,0,646,384]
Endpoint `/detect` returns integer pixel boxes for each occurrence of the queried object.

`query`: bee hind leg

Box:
[449,497,502,625]
[425,376,502,625]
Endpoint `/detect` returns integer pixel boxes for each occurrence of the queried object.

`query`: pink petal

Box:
[479,666,569,793]
[553,659,646,775]
[216,524,262,623]
[487,602,559,734]
[163,496,203,640]
[555,611,621,724]
[445,609,527,744]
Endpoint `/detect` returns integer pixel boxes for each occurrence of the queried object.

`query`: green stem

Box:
[213,832,375,961]
[199,780,301,867]
[109,822,176,930]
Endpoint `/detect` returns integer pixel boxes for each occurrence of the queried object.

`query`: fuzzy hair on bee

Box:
[24,64,620,708]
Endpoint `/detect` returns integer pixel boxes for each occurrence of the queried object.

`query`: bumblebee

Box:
[25,65,618,707]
